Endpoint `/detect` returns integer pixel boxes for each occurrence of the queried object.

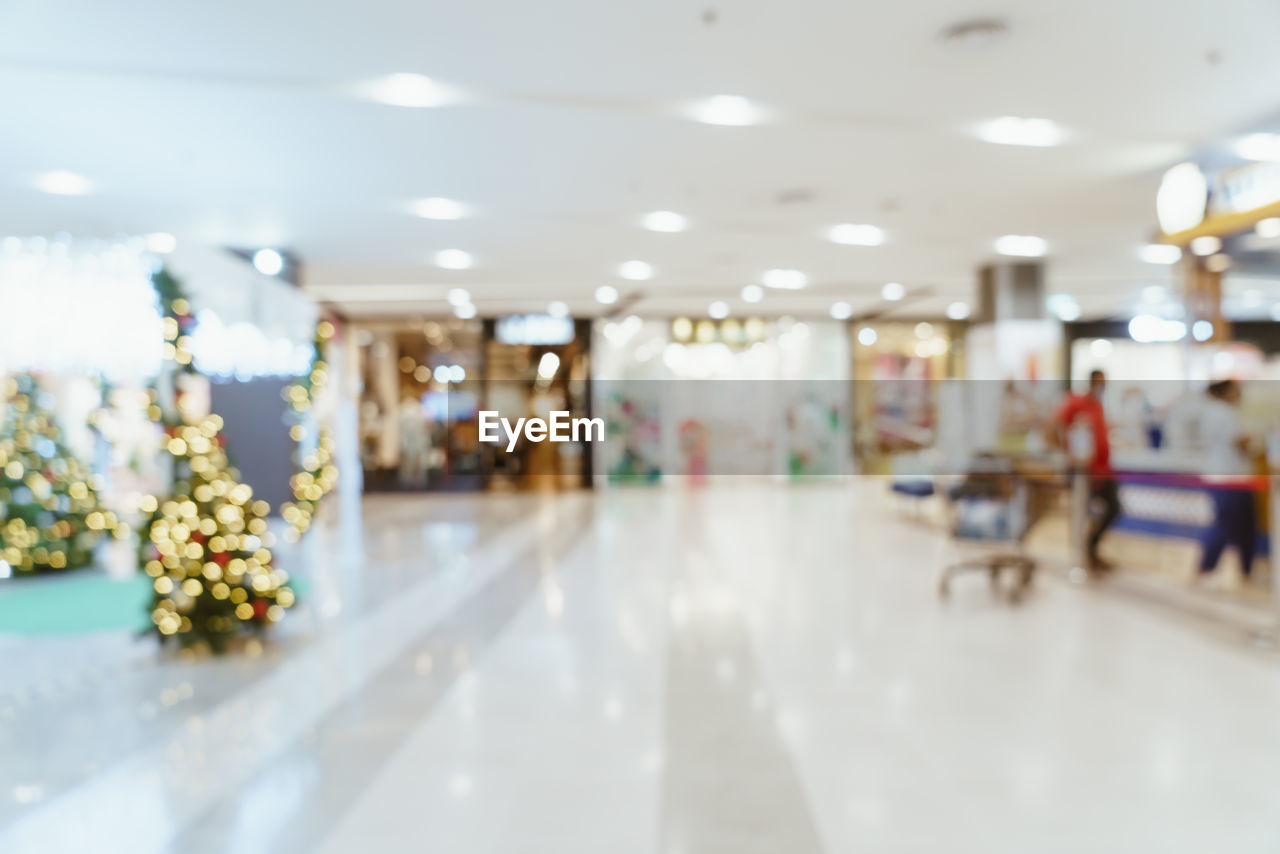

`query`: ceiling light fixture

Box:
[1234,133,1280,162]
[762,269,807,289]
[995,234,1048,257]
[435,249,473,270]
[708,300,730,319]
[1139,244,1181,264]
[447,287,471,306]
[34,170,93,196]
[618,260,654,281]
[1046,293,1081,321]
[857,327,878,346]
[976,117,1063,147]
[548,300,569,318]
[688,94,768,126]
[741,284,764,303]
[642,210,687,233]
[827,224,885,246]
[410,197,468,220]
[146,233,177,254]
[252,249,284,276]
[454,302,477,319]
[881,282,905,301]
[829,301,853,320]
[359,73,457,108]
[595,285,619,305]
[946,301,970,320]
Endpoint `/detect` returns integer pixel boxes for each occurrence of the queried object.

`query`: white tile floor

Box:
[2,482,1279,853]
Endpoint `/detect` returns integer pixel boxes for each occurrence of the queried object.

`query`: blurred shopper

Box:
[1057,370,1119,571]
[1197,379,1256,584]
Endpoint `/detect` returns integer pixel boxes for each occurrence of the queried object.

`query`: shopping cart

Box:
[938,455,1053,603]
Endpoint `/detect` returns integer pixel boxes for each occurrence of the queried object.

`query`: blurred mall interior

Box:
[5,1,1280,851]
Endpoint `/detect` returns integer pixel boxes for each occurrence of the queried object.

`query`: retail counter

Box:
[1110,449,1268,554]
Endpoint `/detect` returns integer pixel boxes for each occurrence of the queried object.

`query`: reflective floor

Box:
[3,483,1280,853]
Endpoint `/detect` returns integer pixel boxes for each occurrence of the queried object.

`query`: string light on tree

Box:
[278,320,339,540]
[0,374,120,574]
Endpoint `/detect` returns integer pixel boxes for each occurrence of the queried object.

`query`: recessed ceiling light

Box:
[1234,133,1280,161]
[410,197,468,220]
[946,301,970,320]
[34,170,93,196]
[741,284,764,303]
[708,300,730,319]
[454,302,477,319]
[857,327,878,346]
[1256,217,1280,239]
[252,249,284,276]
[994,234,1048,257]
[829,301,853,320]
[1192,320,1214,341]
[762,269,807,289]
[827,224,885,246]
[146,232,177,254]
[1046,293,1081,321]
[548,300,569,317]
[1139,244,1181,264]
[447,287,471,306]
[976,117,1063,147]
[1189,235,1222,256]
[358,73,458,108]
[881,282,905,301]
[618,260,654,281]
[642,210,687,232]
[435,249,473,270]
[687,95,768,126]
[595,285,619,305]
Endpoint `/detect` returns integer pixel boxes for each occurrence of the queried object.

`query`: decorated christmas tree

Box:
[279,319,339,540]
[142,413,295,651]
[0,373,117,574]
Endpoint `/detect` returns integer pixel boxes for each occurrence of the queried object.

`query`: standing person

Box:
[1197,379,1256,584]
[1057,369,1120,571]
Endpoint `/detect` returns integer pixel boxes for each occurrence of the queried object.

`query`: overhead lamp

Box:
[1189,235,1221,256]
[1138,244,1181,264]
[454,302,477,319]
[447,287,471,306]
[1047,293,1081,321]
[595,285,619,305]
[34,170,93,196]
[146,233,177,254]
[828,224,885,246]
[435,249,473,270]
[829,301,853,320]
[618,260,653,281]
[687,95,768,126]
[976,117,1063,147]
[642,210,687,233]
[252,249,284,276]
[359,73,457,108]
[708,300,730,319]
[994,234,1047,257]
[547,300,569,318]
[1233,133,1280,162]
[741,284,764,303]
[1156,162,1209,234]
[537,351,560,379]
[410,197,468,220]
[857,327,878,346]
[881,282,905,301]
[762,268,807,289]
[1192,320,1214,342]
[1129,314,1186,343]
[946,301,970,320]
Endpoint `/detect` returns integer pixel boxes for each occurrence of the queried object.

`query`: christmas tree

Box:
[279,319,338,540]
[142,413,295,651]
[0,373,117,574]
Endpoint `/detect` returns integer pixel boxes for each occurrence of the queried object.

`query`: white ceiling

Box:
[3,0,1280,321]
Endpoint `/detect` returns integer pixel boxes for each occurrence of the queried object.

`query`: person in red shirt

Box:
[1057,369,1120,571]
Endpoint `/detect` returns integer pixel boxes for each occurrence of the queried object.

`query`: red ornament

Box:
[213,551,230,567]
[252,598,269,619]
